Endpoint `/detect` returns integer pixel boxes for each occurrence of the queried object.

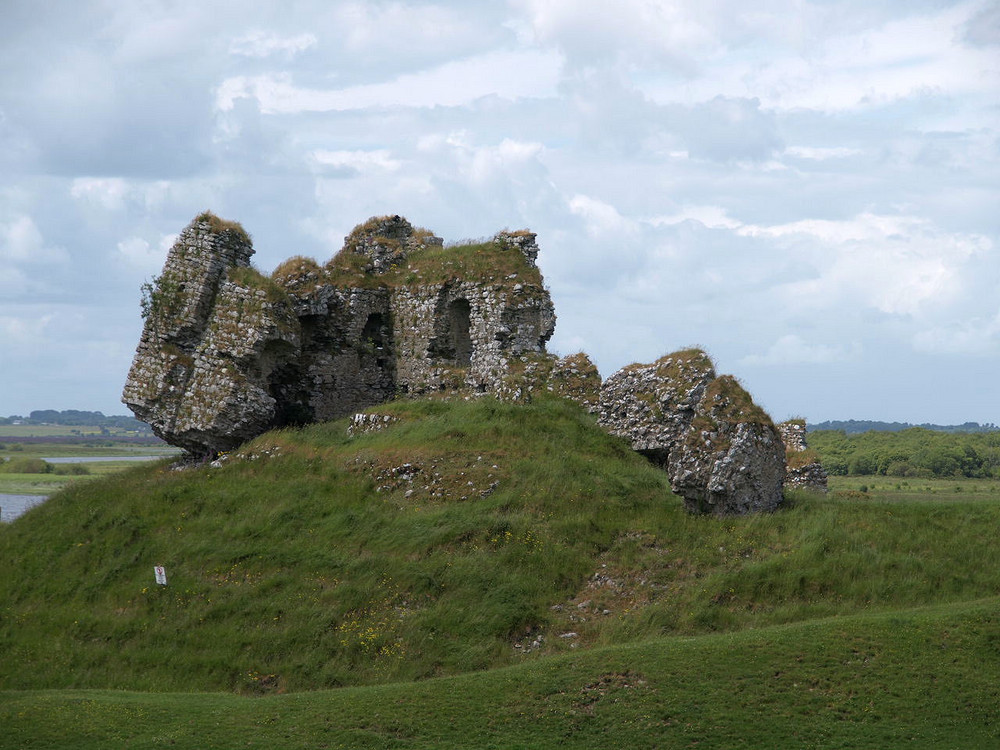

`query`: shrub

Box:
[0,457,52,474]
[53,464,90,476]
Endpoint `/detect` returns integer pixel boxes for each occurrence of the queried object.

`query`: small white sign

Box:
[154,565,168,586]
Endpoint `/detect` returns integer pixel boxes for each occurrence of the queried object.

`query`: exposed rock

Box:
[348,412,400,436]
[124,213,555,455]
[778,419,829,493]
[122,214,299,454]
[342,215,442,274]
[598,349,785,515]
[547,352,602,412]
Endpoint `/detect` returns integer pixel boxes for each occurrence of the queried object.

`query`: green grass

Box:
[1,599,997,748]
[0,441,179,495]
[0,425,109,438]
[323,237,543,290]
[0,461,156,495]
[2,397,998,747]
[0,442,174,459]
[828,475,1000,502]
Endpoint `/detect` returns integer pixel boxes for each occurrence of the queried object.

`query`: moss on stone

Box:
[227,266,290,305]
[401,241,542,289]
[324,250,389,289]
[653,348,714,380]
[547,352,601,410]
[272,256,322,286]
[195,211,251,243]
[786,448,821,469]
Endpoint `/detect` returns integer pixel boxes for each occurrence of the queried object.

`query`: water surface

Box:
[43,455,171,464]
[0,494,46,523]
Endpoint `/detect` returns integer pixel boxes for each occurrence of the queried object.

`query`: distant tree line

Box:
[0,410,151,432]
[809,428,1000,478]
[808,419,999,434]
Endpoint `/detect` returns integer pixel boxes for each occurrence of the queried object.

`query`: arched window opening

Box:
[362,312,389,358]
[429,297,473,367]
[448,299,472,367]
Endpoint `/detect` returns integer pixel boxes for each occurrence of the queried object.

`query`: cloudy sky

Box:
[1,0,998,424]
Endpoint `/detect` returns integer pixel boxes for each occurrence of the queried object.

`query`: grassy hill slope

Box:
[2,396,999,747]
[2,599,998,748]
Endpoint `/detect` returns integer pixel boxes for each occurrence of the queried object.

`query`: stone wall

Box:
[122,215,299,454]
[124,213,556,455]
[778,420,829,492]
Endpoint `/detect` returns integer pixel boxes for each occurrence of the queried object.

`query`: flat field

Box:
[828,475,1000,502]
[0,438,179,496]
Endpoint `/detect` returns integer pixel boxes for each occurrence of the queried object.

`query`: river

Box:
[42,455,173,464]
[0,494,45,523]
[1,455,174,522]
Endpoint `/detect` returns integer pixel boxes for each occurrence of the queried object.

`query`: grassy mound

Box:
[2,600,998,748]
[2,397,999,746]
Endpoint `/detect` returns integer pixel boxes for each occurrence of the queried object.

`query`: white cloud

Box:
[70,177,130,211]
[0,215,66,263]
[229,31,317,59]
[568,194,638,238]
[740,334,861,366]
[510,0,712,70]
[0,311,54,344]
[215,48,562,114]
[336,2,501,60]
[413,132,549,189]
[651,205,742,230]
[638,2,999,112]
[913,310,1000,355]
[109,9,211,64]
[311,149,401,174]
[464,138,545,184]
[783,146,865,160]
[0,215,44,261]
[116,236,168,273]
[741,213,992,316]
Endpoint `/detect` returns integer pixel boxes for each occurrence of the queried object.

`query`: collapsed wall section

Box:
[778,419,829,492]
[124,213,558,456]
[599,349,786,515]
[123,215,299,454]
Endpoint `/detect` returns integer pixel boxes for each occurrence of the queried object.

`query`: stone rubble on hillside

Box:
[777,420,829,493]
[347,413,401,436]
[547,352,602,412]
[124,211,791,515]
[598,349,786,515]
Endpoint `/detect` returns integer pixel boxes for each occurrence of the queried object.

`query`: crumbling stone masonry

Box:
[124,212,790,515]
[124,213,554,455]
[778,419,829,493]
[598,349,786,515]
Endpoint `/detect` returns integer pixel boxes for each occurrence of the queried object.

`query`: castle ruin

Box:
[123,212,790,515]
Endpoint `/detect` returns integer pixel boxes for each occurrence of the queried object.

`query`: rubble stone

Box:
[778,419,829,492]
[598,350,785,515]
